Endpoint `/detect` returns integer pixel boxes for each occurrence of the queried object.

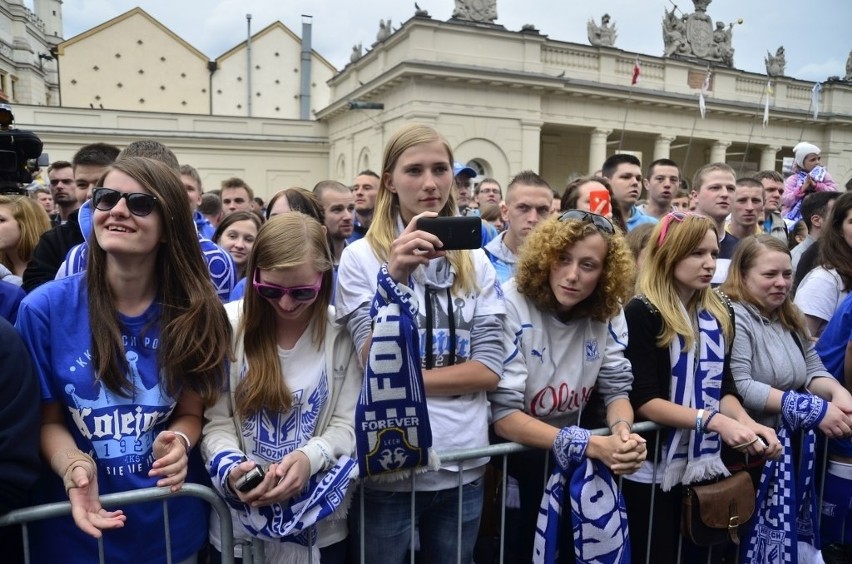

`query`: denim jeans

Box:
[351,477,484,564]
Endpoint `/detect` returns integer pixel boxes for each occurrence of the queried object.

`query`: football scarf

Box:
[354,262,433,477]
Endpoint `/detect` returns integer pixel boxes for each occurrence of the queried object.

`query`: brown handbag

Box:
[681,471,755,546]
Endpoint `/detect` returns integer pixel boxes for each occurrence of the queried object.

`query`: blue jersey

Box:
[15,274,206,563]
[815,292,852,457]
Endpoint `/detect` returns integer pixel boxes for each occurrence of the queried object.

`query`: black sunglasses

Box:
[92,188,159,217]
[558,209,615,234]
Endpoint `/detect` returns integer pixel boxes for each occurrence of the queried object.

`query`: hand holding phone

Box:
[415,216,481,250]
[234,459,266,493]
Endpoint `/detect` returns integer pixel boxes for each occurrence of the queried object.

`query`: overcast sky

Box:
[55,0,851,82]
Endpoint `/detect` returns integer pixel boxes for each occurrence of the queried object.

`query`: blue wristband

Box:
[781,390,828,431]
[552,426,591,471]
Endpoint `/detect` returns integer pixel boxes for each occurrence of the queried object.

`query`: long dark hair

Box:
[87,157,231,403]
[819,191,852,291]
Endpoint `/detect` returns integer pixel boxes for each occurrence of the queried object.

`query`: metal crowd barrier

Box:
[0,422,836,564]
[0,483,236,564]
[356,420,835,564]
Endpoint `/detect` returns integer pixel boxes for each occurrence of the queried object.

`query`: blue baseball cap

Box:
[453,161,476,178]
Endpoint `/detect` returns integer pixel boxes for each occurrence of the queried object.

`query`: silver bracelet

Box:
[609,419,632,433]
[172,430,191,454]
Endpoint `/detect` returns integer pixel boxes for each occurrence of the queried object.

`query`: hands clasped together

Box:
[590,423,648,476]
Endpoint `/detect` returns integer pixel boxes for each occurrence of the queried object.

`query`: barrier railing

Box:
[0,483,236,564]
[0,421,835,564]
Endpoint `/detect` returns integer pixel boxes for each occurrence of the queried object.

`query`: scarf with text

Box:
[354,263,433,477]
[662,307,729,491]
[533,426,630,564]
[742,392,826,563]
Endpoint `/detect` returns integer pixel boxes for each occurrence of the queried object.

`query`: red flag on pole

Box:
[631,58,641,85]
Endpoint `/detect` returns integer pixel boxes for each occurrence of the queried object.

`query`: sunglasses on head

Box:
[558,209,615,234]
[92,188,159,217]
[252,269,323,302]
[657,211,698,245]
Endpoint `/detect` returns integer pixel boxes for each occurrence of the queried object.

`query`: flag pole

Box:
[798,82,821,143]
[618,57,640,152]
[739,82,768,175]
[686,68,711,176]
[682,114,699,176]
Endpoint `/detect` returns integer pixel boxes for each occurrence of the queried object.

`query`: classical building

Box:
[13,3,852,198]
[319,14,852,189]
[0,0,61,106]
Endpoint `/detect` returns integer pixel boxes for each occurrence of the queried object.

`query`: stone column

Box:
[709,140,732,164]
[520,120,543,173]
[588,128,612,174]
[759,145,781,172]
[653,135,677,161]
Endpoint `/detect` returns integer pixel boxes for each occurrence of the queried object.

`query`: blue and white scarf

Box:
[210,452,358,545]
[742,392,826,563]
[354,263,434,477]
[533,426,630,564]
[662,307,729,491]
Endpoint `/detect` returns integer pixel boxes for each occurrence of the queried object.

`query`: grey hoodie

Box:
[729,301,830,427]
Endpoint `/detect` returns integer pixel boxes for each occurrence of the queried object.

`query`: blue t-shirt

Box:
[626,206,658,232]
[815,292,852,457]
[0,279,24,323]
[15,274,207,563]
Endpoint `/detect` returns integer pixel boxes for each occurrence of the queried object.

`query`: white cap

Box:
[793,142,820,168]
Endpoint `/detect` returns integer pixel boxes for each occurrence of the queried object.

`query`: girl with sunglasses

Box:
[335,124,505,563]
[490,210,646,562]
[15,157,232,563]
[621,212,779,563]
[202,212,360,563]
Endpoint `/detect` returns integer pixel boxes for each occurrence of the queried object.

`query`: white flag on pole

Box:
[699,69,712,119]
[812,82,822,120]
[762,80,772,127]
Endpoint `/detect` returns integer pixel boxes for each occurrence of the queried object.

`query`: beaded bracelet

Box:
[702,409,719,433]
[695,409,705,435]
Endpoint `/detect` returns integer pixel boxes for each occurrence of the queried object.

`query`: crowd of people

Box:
[0,125,851,564]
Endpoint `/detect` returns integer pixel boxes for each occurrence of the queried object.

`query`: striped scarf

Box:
[210,452,358,545]
[742,392,826,563]
[533,426,630,564]
[662,307,729,491]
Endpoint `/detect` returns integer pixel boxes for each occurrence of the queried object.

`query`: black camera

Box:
[0,104,44,195]
[235,463,266,493]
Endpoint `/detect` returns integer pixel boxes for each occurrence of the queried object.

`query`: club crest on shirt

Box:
[584,339,600,362]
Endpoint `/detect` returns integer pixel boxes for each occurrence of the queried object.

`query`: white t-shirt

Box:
[336,238,505,491]
[795,267,847,330]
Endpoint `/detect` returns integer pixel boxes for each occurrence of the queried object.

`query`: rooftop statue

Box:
[846,49,852,82]
[377,19,392,42]
[452,0,497,23]
[587,14,617,47]
[765,46,786,77]
[662,0,739,67]
[350,43,363,63]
